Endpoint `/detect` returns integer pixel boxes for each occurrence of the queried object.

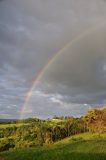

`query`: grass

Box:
[0,133,106,160]
[0,123,29,129]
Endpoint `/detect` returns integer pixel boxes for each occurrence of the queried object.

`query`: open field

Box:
[0,133,106,160]
[0,123,29,129]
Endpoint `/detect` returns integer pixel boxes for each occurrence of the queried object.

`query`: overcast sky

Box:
[0,0,106,119]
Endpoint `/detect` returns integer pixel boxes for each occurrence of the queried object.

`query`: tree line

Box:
[0,107,106,151]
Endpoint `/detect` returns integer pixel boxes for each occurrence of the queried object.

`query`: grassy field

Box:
[0,133,106,160]
[0,123,30,129]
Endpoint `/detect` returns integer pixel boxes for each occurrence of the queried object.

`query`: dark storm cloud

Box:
[42,26,106,105]
[1,0,106,80]
[0,0,106,118]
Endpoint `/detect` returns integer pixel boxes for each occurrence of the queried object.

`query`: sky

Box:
[0,0,106,119]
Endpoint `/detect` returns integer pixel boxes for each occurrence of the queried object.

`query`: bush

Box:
[0,138,15,152]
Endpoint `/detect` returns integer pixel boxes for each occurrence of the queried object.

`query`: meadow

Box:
[0,133,106,160]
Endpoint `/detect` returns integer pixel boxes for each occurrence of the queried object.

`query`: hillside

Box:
[0,133,106,160]
[0,108,106,151]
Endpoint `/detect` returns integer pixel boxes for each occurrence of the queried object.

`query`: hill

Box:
[0,133,106,160]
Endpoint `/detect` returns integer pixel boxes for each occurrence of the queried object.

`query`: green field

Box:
[0,123,29,129]
[0,133,106,160]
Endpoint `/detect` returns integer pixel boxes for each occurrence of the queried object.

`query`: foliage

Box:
[0,107,106,152]
[0,133,106,160]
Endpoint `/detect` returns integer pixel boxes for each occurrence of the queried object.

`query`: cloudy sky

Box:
[0,0,106,119]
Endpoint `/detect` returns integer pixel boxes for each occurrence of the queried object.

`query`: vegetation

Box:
[0,133,106,160]
[0,107,106,159]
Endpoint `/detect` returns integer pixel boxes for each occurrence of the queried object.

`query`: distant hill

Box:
[0,119,17,123]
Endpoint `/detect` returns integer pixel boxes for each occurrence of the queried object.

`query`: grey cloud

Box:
[0,0,106,118]
[42,26,106,105]
[20,90,92,119]
[0,63,29,118]
[1,0,106,80]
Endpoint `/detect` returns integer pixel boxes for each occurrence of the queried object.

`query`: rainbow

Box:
[20,22,106,119]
